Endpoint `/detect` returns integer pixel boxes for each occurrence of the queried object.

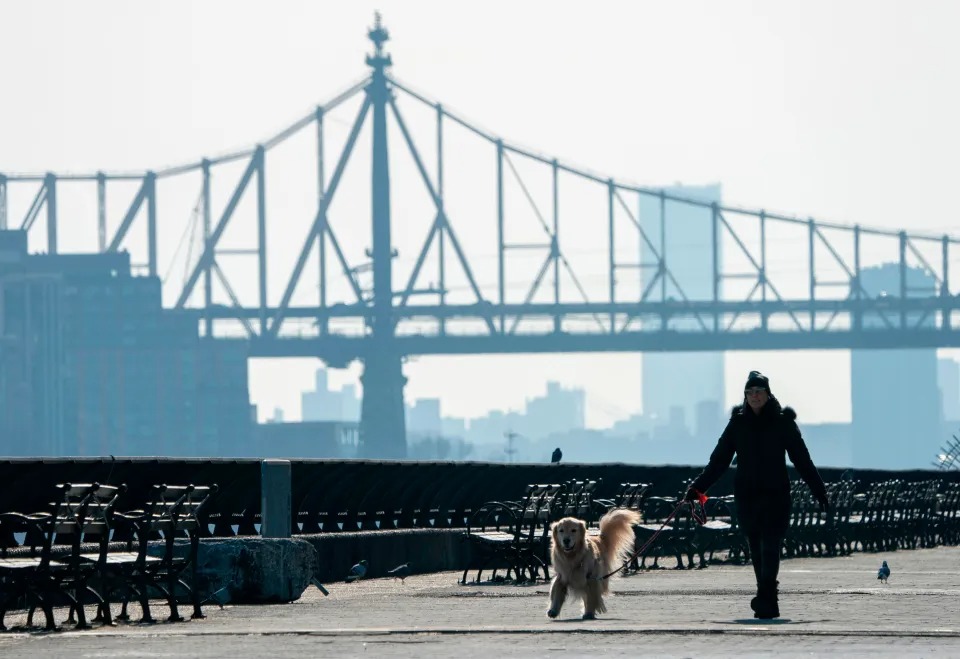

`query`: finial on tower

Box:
[366,12,392,72]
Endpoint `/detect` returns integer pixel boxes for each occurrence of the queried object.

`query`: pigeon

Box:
[551,447,562,464]
[346,559,368,583]
[877,560,890,584]
[387,562,411,583]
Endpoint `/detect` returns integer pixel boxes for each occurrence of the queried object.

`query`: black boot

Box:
[753,578,780,619]
[749,576,761,615]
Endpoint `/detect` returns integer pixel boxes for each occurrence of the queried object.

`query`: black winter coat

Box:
[689,399,828,537]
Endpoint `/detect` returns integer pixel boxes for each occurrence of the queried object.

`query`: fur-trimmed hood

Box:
[730,403,796,421]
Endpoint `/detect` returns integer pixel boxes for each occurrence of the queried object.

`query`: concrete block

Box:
[151,537,318,604]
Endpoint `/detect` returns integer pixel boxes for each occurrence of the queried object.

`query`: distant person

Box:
[683,370,829,619]
[551,447,562,464]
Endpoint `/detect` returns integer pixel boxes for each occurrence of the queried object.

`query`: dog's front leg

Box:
[582,578,605,620]
[547,576,567,618]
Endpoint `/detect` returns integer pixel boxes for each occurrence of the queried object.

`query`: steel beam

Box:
[106,175,149,253]
[44,173,57,254]
[317,107,327,336]
[256,146,267,335]
[202,159,213,337]
[437,103,446,336]
[944,235,951,332]
[96,173,106,252]
[0,174,6,230]
[497,139,505,332]
[146,172,157,276]
[552,159,560,332]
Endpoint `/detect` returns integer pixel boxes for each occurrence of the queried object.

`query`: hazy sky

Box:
[2,1,959,429]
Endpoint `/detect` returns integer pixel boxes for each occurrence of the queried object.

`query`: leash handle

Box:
[688,489,708,525]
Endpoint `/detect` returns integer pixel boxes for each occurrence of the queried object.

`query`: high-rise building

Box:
[0,233,66,455]
[850,264,941,469]
[0,229,251,458]
[640,184,724,445]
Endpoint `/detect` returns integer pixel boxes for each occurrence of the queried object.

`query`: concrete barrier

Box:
[297,528,471,582]
[158,529,466,604]
[154,537,319,604]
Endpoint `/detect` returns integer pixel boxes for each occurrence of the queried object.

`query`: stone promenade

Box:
[2,545,959,657]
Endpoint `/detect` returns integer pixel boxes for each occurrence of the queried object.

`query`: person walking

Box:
[684,370,830,619]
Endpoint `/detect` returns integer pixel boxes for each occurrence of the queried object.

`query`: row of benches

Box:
[459,478,960,584]
[0,482,216,631]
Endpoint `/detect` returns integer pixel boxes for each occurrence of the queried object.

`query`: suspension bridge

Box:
[3,14,959,457]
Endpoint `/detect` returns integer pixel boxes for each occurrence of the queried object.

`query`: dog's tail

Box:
[597,508,642,568]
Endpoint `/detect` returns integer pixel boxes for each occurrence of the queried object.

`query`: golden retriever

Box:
[547,508,641,620]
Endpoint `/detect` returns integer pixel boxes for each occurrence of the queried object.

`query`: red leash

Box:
[597,489,708,581]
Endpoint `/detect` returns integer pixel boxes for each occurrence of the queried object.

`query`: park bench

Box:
[460,482,565,584]
[1,482,123,630]
[107,483,218,623]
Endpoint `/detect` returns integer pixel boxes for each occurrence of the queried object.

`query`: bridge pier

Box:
[358,347,408,459]
[358,15,408,459]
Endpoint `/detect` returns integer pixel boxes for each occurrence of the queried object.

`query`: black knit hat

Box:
[744,370,770,391]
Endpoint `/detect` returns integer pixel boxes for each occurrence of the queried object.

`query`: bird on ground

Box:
[387,562,412,583]
[877,560,890,584]
[551,447,562,464]
[346,559,368,583]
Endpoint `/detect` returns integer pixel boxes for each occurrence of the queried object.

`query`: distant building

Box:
[0,229,251,457]
[249,420,358,458]
[640,184,725,436]
[408,398,442,436]
[0,232,66,454]
[794,422,853,469]
[525,381,585,438]
[693,399,724,451]
[850,264,941,469]
[460,380,585,452]
[301,367,361,423]
[938,357,960,422]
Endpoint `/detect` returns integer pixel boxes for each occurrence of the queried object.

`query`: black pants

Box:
[746,530,782,585]
[736,493,789,587]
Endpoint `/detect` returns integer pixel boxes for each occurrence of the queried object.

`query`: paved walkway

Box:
[2,546,959,657]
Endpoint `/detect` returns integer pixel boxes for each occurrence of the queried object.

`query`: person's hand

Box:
[683,488,702,503]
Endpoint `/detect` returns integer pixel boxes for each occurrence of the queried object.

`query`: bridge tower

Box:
[358,14,408,458]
